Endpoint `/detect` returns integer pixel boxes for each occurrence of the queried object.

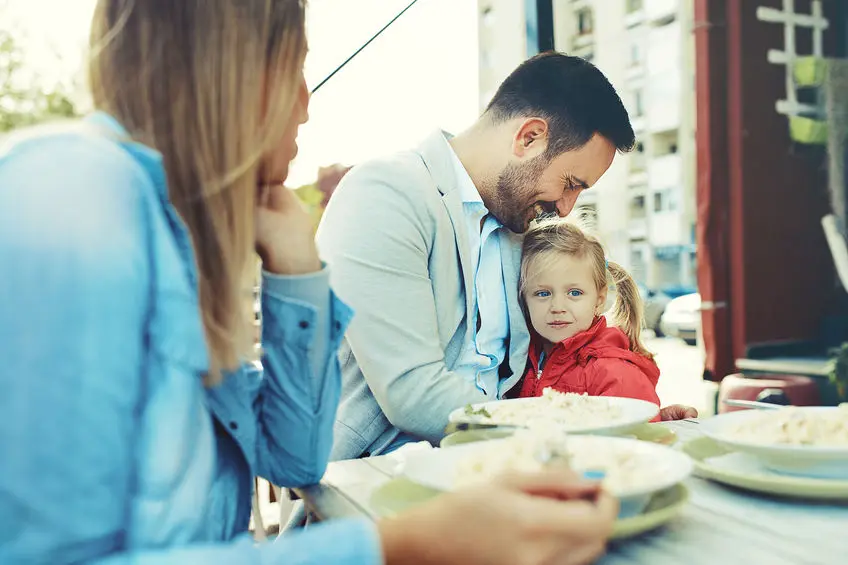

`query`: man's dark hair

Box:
[485,52,635,156]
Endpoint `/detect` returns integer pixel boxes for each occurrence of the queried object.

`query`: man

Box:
[317,53,695,461]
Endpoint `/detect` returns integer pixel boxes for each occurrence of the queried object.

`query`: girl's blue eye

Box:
[567,289,583,297]
[535,290,551,298]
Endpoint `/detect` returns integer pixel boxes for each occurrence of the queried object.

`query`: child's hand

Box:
[659,404,699,420]
[378,468,617,565]
[255,184,321,275]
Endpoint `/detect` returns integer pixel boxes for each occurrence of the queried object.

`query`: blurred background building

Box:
[477,0,697,296]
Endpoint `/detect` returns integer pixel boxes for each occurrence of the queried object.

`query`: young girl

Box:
[518,219,661,408]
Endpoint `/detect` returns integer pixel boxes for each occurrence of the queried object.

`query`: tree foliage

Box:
[0,26,78,133]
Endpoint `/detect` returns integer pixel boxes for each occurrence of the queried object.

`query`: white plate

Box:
[399,435,693,518]
[700,407,848,479]
[448,396,659,436]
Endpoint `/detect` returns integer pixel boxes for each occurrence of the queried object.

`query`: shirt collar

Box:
[440,131,485,206]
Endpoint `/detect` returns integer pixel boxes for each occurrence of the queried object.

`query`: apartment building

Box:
[477,0,697,292]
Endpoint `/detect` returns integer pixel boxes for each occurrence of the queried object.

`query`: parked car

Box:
[659,292,701,345]
[638,284,671,335]
[660,285,698,300]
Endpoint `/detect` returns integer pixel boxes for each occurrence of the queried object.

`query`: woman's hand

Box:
[378,469,617,565]
[255,184,322,275]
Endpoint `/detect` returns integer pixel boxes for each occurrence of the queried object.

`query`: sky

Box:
[3,0,481,186]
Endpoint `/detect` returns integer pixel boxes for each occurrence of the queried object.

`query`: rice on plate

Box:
[401,428,693,518]
[722,404,848,446]
[450,388,659,435]
[701,404,848,479]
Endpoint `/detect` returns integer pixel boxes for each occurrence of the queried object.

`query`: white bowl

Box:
[448,396,660,436]
[700,407,848,479]
[399,435,693,518]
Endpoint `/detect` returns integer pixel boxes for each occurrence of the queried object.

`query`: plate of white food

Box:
[700,404,848,479]
[448,388,660,436]
[399,429,693,519]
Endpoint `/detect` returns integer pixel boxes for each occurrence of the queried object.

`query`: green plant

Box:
[826,342,848,401]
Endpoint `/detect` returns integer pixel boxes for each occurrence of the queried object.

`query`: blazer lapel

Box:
[416,131,475,330]
[500,230,530,385]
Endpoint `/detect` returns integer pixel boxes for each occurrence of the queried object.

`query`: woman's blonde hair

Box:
[519,217,653,360]
[88,0,308,383]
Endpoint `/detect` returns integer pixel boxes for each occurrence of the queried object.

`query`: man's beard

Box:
[490,155,551,233]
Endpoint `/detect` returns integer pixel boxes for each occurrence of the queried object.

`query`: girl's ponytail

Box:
[607,261,653,360]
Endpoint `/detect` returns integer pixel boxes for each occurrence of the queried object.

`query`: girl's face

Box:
[523,252,607,346]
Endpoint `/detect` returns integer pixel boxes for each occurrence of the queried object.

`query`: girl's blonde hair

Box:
[88,0,308,383]
[520,217,653,360]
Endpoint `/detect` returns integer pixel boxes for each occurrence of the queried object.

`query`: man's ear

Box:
[512,118,549,159]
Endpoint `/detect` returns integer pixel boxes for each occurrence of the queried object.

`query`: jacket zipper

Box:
[536,351,546,380]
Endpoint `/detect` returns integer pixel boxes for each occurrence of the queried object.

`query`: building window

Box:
[656,13,677,26]
[631,195,646,217]
[481,6,495,28]
[627,0,643,13]
[653,189,677,213]
[633,89,644,117]
[652,130,680,157]
[630,142,646,172]
[630,247,646,279]
[630,43,642,67]
[667,190,678,211]
[577,9,594,36]
[480,50,493,70]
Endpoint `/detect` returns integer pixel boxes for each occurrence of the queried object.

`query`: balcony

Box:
[629,170,649,187]
[630,115,647,133]
[573,33,594,50]
[645,0,678,24]
[649,212,683,246]
[626,62,646,81]
[648,154,681,190]
[628,216,648,240]
[625,9,645,29]
[646,89,681,133]
[646,21,681,75]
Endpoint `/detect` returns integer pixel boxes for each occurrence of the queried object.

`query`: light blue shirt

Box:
[0,114,381,564]
[444,135,510,398]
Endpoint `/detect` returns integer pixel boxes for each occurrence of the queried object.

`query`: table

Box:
[735,357,831,377]
[294,420,848,564]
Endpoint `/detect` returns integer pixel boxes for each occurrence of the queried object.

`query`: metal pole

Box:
[525,0,555,57]
[310,0,421,94]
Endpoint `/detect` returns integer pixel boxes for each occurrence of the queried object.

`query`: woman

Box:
[0,1,618,564]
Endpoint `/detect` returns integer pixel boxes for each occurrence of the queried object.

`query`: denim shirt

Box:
[0,114,381,564]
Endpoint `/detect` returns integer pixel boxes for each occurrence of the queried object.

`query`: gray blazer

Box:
[316,131,531,461]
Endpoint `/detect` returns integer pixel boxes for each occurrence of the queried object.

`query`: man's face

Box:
[489,133,616,233]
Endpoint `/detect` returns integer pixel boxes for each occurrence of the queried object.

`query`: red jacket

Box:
[519,317,661,413]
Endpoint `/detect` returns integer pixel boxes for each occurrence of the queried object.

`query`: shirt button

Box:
[229,421,239,431]
[334,321,342,331]
[299,320,309,329]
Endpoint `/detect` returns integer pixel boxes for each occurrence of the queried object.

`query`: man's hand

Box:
[659,404,699,421]
[255,184,321,275]
[378,469,617,565]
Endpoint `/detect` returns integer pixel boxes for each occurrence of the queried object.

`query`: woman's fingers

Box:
[496,467,604,501]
